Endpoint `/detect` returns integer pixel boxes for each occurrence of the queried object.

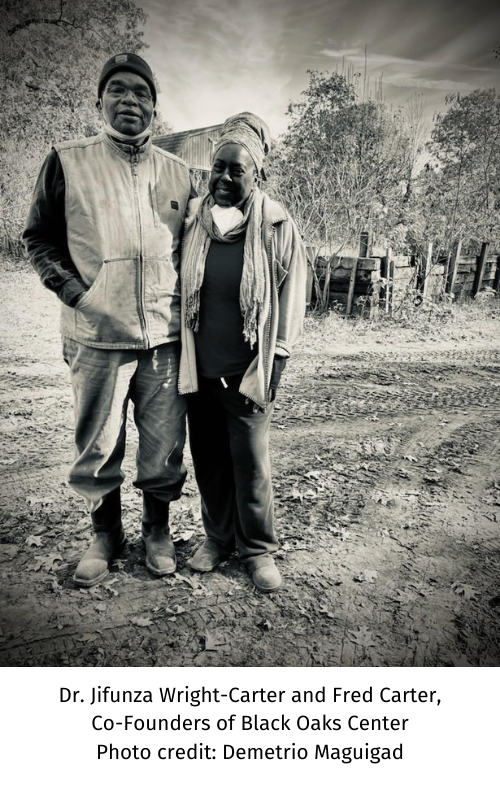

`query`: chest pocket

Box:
[152,184,185,235]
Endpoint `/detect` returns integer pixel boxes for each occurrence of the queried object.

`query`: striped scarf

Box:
[183,187,265,348]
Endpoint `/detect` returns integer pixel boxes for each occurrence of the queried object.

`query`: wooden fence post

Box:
[346,231,370,315]
[389,258,395,314]
[421,241,433,298]
[345,259,358,316]
[445,238,462,296]
[305,245,316,307]
[493,255,500,298]
[385,247,392,314]
[472,242,490,297]
[359,231,370,259]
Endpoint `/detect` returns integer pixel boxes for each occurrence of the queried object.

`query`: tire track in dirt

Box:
[1,337,499,665]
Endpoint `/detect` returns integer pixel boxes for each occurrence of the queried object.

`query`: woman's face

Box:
[209,144,257,207]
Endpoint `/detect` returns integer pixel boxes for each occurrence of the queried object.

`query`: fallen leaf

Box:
[355,569,378,584]
[174,528,196,542]
[451,582,478,601]
[77,634,98,644]
[203,630,222,651]
[74,517,91,532]
[32,553,63,572]
[25,534,43,548]
[26,495,54,507]
[131,616,154,627]
[174,574,196,589]
[164,605,186,616]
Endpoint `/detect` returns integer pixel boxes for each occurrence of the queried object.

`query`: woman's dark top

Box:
[195,237,256,379]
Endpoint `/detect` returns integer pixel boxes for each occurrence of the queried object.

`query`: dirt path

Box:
[1,268,499,666]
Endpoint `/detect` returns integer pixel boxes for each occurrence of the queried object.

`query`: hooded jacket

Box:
[178,193,307,409]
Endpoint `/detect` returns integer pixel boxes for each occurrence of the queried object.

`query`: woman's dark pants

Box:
[187,375,278,571]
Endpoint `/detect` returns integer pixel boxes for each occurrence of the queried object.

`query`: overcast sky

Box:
[141,0,500,136]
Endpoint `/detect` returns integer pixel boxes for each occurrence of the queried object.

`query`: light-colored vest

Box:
[55,132,191,349]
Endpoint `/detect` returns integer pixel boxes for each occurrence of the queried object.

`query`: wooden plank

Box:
[421,241,433,297]
[472,242,490,297]
[345,260,358,315]
[385,248,392,313]
[330,280,374,293]
[356,257,379,271]
[493,256,500,297]
[445,238,462,295]
[331,256,358,270]
[369,269,381,320]
[393,255,412,267]
[388,259,395,314]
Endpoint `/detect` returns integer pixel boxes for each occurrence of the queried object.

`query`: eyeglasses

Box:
[105,85,153,103]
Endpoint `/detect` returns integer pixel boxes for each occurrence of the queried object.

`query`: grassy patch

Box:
[303,298,500,351]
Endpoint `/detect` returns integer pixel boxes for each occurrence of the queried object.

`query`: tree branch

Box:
[8,3,77,37]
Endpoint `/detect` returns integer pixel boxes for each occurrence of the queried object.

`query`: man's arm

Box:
[23,149,87,307]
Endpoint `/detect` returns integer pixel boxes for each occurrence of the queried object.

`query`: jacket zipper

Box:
[177,217,193,394]
[131,152,149,347]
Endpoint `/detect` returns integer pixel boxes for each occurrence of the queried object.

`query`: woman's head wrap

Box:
[213,111,271,179]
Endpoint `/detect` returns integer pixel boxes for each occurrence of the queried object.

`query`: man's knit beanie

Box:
[98,53,157,104]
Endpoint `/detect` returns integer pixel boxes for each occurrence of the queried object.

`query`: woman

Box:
[179,112,307,592]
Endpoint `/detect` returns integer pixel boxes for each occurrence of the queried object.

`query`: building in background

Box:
[154,124,222,178]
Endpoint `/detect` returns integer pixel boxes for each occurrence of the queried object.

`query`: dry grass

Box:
[302,297,500,352]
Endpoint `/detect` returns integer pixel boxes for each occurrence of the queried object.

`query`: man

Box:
[23,53,194,587]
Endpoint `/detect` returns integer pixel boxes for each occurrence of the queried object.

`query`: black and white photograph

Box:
[1,0,499,668]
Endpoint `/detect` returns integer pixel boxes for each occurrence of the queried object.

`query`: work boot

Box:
[73,528,126,587]
[249,561,282,593]
[142,492,176,576]
[74,488,125,587]
[188,538,234,573]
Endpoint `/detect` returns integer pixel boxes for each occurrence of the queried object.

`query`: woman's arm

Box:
[275,217,308,357]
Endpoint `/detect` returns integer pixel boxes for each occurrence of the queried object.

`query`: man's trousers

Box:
[63,338,186,512]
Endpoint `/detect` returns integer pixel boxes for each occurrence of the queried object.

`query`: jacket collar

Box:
[262,193,288,227]
[100,130,152,163]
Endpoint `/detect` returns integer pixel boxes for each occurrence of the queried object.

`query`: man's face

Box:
[209,144,257,207]
[101,71,154,135]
